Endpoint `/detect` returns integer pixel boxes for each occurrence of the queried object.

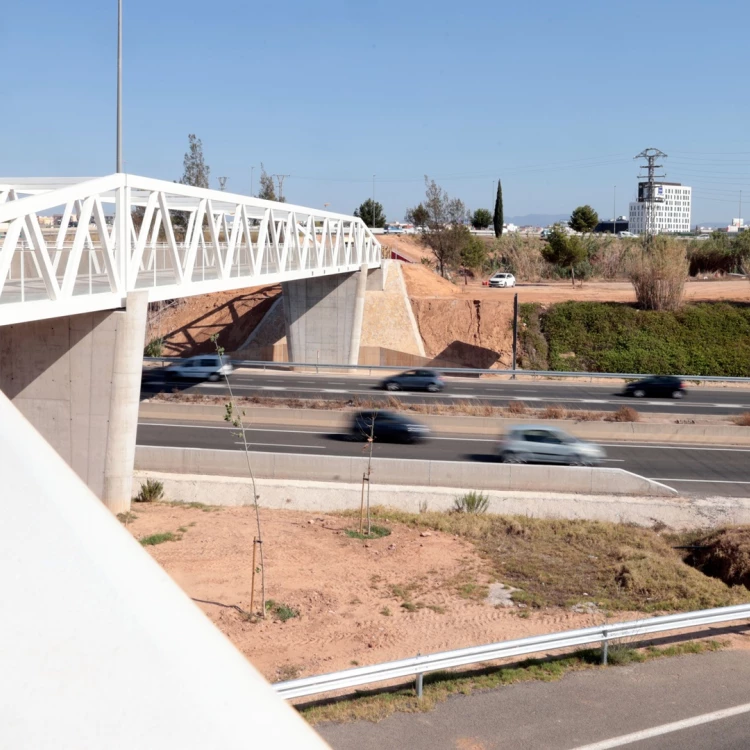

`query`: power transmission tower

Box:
[634,147,667,246]
[218,176,228,191]
[273,174,290,202]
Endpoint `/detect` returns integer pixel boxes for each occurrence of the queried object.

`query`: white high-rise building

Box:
[628,182,692,234]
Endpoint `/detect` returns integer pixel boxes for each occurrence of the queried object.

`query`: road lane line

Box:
[570,700,750,749]
[233,442,326,450]
[647,478,750,484]
[599,443,750,452]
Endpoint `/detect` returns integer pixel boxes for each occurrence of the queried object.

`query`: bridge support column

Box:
[0,292,148,514]
[282,269,367,365]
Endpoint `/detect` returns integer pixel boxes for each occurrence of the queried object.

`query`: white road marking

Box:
[599,443,750,452]
[187,382,750,408]
[323,389,348,393]
[260,386,287,391]
[234,442,326,450]
[648,478,750,484]
[570,700,750,750]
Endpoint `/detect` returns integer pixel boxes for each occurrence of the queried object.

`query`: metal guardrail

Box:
[273,603,750,701]
[142,357,750,384]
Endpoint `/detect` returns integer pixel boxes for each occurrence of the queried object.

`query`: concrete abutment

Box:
[281,267,367,365]
[0,292,148,513]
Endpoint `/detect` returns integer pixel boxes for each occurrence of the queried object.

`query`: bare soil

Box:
[126,505,629,682]
[148,285,280,357]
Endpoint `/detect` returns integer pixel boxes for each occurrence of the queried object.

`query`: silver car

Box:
[166,354,233,382]
[497,426,605,466]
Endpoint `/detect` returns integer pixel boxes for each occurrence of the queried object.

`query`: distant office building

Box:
[629,182,691,234]
[594,217,629,234]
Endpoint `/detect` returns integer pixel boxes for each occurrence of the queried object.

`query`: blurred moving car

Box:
[166,354,233,382]
[497,426,606,466]
[488,272,516,288]
[623,376,686,399]
[349,410,430,443]
[380,369,444,393]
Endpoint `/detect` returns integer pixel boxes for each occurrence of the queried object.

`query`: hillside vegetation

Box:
[520,301,750,376]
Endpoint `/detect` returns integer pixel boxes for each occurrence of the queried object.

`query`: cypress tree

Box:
[493,179,504,238]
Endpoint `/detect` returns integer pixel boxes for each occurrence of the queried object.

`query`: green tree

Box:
[471,208,492,230]
[569,205,599,234]
[257,163,277,201]
[421,177,467,277]
[542,224,588,285]
[460,232,488,270]
[354,198,386,228]
[405,203,429,230]
[493,179,504,238]
[179,134,210,189]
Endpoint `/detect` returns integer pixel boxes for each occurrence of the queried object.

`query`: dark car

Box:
[624,376,686,399]
[349,410,430,443]
[380,369,444,393]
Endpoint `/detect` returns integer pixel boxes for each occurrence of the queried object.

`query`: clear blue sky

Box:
[2,0,749,223]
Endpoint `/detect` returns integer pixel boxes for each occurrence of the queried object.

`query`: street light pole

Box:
[613,185,616,234]
[250,165,256,197]
[116,0,123,173]
[372,174,376,227]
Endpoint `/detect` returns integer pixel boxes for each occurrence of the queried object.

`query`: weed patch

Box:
[139,531,178,546]
[731,412,750,427]
[345,525,391,540]
[606,406,640,423]
[335,507,748,613]
[134,478,164,503]
[266,600,300,622]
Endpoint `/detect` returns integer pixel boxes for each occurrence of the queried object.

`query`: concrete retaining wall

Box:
[139,402,750,445]
[133,471,750,530]
[134,446,676,497]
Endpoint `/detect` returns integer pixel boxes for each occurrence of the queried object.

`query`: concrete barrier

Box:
[139,401,750,445]
[132,471,750,530]
[134,446,677,497]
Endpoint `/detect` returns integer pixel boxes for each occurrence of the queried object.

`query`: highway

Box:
[140,369,750,417]
[136,419,750,498]
[318,649,750,750]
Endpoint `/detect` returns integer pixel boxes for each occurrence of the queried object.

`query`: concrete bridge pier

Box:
[0,292,148,514]
[282,265,368,365]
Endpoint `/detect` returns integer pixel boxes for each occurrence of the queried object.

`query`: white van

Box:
[166,355,233,382]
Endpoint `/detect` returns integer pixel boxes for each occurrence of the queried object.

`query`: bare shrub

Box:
[731,412,750,427]
[629,237,689,311]
[606,406,640,423]
[493,235,549,282]
[541,404,568,420]
[506,400,527,416]
[574,410,607,422]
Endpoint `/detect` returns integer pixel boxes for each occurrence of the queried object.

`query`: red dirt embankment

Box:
[147,285,280,356]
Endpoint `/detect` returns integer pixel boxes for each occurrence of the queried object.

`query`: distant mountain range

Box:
[505,214,569,227]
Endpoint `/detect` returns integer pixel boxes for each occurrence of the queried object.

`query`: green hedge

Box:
[540,301,750,376]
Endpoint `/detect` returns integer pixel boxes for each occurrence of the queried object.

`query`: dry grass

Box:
[541,404,568,420]
[605,406,640,423]
[731,412,750,427]
[505,400,527,416]
[629,237,689,311]
[337,507,748,613]
[300,640,725,725]
[153,391,623,423]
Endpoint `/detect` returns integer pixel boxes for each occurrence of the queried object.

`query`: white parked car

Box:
[488,272,516,288]
[166,354,233,382]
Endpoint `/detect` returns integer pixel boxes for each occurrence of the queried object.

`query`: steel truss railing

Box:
[274,603,750,701]
[0,174,381,325]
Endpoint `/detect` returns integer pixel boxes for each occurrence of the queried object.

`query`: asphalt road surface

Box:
[140,369,750,417]
[136,419,750,498]
[316,649,750,750]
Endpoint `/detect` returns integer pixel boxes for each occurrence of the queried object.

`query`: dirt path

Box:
[127,505,625,682]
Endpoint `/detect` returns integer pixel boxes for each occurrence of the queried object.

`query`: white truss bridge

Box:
[0,174,382,326]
